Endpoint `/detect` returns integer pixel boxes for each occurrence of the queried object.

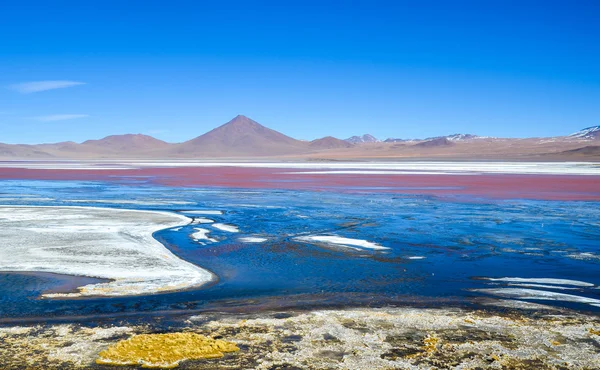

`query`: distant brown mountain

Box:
[309,136,355,149]
[81,134,169,152]
[172,115,307,156]
[0,143,53,158]
[38,141,85,154]
[558,145,600,157]
[0,115,599,160]
[32,134,169,158]
[414,137,454,148]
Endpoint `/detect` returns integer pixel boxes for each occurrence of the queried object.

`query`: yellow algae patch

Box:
[423,334,440,354]
[589,328,600,336]
[96,332,239,368]
[406,334,440,359]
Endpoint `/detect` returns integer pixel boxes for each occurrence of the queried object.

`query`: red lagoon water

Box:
[0,166,599,201]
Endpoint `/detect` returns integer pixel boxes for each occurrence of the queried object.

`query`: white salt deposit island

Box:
[0,206,213,298]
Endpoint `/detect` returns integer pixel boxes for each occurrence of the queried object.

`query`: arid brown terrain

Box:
[1,115,598,161]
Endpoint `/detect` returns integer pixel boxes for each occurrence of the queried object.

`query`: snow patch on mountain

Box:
[426,134,481,141]
[385,134,484,142]
[569,126,600,140]
[344,134,379,144]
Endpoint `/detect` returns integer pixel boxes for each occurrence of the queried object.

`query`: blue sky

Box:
[0,0,599,144]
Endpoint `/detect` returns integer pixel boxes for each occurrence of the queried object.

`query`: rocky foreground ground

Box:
[1,306,599,369]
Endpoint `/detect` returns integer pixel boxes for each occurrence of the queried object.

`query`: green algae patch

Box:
[95,332,239,368]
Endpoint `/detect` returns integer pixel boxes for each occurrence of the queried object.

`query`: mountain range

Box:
[1,115,599,160]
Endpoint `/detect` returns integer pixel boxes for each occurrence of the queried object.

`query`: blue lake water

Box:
[0,179,599,322]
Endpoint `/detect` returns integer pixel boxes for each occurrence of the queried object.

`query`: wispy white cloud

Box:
[9,80,85,94]
[33,114,90,122]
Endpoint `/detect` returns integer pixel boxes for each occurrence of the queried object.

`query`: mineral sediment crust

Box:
[95,332,239,368]
[1,307,599,369]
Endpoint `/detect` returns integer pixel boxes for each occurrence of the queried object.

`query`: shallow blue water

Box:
[0,179,599,321]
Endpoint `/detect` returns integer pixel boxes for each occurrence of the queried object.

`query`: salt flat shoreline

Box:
[0,160,599,175]
[0,206,215,298]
